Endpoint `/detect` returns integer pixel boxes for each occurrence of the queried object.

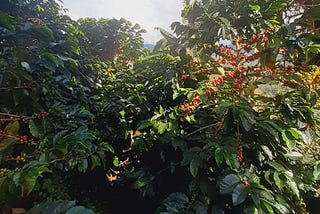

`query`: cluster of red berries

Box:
[217,46,238,64]
[179,95,202,115]
[107,65,112,72]
[38,111,48,117]
[181,74,190,80]
[211,76,225,86]
[249,27,272,43]
[232,66,246,91]
[205,88,214,97]
[251,66,294,78]
[225,71,235,78]
[15,134,34,146]
[243,180,250,187]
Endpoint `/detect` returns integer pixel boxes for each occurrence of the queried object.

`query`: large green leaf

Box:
[281,130,296,150]
[220,174,241,194]
[268,162,286,172]
[5,121,19,135]
[273,171,285,189]
[29,120,39,137]
[190,156,200,177]
[232,183,248,206]
[162,192,189,213]
[27,201,77,214]
[65,206,95,214]
[286,179,300,198]
[214,148,223,166]
[0,12,14,30]
[12,162,51,196]
[261,200,274,214]
[238,108,256,131]
[313,161,320,181]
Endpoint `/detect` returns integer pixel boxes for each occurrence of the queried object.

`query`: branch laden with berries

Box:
[149,1,320,213]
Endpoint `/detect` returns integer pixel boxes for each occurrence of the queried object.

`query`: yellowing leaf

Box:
[5,121,19,135]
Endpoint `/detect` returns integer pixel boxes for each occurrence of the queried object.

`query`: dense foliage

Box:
[0,0,320,213]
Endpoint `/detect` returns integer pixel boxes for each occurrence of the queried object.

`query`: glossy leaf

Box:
[220,174,241,194]
[65,206,95,214]
[232,183,248,206]
[27,201,76,214]
[190,156,200,177]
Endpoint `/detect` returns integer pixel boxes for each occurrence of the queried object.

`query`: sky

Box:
[61,0,184,44]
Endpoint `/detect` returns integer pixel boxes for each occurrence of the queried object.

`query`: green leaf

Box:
[155,27,175,40]
[220,174,241,194]
[257,120,281,142]
[192,201,207,214]
[29,120,39,137]
[33,25,54,42]
[309,43,320,54]
[281,130,296,150]
[78,159,88,172]
[5,121,19,135]
[157,121,167,134]
[27,201,76,214]
[273,171,284,189]
[54,141,68,155]
[210,206,225,214]
[232,183,248,206]
[259,191,274,202]
[0,13,14,31]
[0,136,15,152]
[248,173,260,184]
[264,170,272,185]
[272,197,290,214]
[284,151,303,160]
[239,109,256,131]
[165,192,189,203]
[261,200,274,214]
[42,53,59,65]
[138,120,153,130]
[249,4,261,11]
[190,156,200,177]
[286,180,300,198]
[13,163,50,196]
[21,62,31,72]
[103,143,115,153]
[313,161,320,181]
[53,130,68,144]
[113,156,119,167]
[215,148,223,166]
[91,155,101,170]
[261,145,274,160]
[65,206,95,214]
[286,129,301,140]
[268,162,286,172]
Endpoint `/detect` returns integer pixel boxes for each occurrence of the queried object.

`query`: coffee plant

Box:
[0,0,319,213]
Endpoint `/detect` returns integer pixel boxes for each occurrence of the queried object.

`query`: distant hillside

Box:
[144,43,155,49]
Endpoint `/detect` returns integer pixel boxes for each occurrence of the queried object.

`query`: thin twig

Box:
[185,122,220,137]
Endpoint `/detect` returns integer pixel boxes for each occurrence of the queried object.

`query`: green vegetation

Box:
[0,0,320,213]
